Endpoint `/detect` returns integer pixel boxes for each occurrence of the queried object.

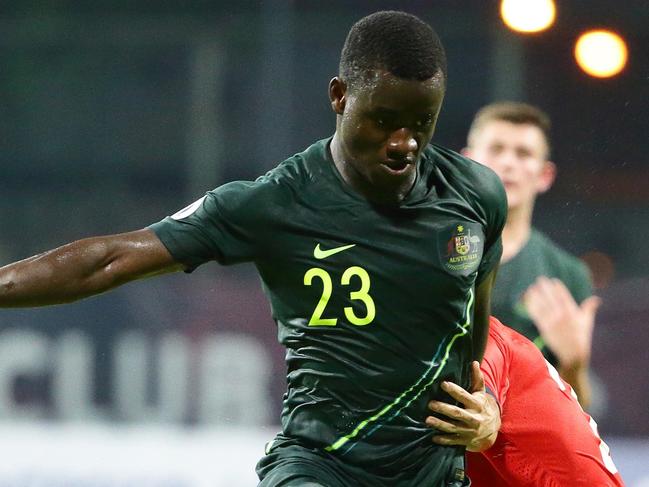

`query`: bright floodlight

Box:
[500,0,556,33]
[574,30,628,78]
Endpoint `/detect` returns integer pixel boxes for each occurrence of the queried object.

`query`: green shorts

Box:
[256,438,470,487]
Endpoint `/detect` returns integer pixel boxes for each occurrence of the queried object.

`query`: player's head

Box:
[338,10,447,91]
[463,102,556,214]
[329,11,447,200]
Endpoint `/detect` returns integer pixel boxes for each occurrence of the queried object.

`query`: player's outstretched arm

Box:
[0,229,183,308]
[426,361,500,452]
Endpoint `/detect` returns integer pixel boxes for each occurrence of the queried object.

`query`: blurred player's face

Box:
[329,70,444,203]
[464,121,555,213]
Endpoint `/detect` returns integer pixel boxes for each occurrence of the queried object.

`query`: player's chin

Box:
[505,192,522,211]
[507,194,535,213]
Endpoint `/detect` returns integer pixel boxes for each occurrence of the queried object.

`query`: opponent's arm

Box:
[472,268,498,361]
[0,229,182,308]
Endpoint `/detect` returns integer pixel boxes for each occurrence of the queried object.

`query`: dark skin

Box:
[328,70,444,205]
[0,68,499,451]
[0,229,179,307]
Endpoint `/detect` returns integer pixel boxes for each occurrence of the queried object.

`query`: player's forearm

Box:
[0,238,127,307]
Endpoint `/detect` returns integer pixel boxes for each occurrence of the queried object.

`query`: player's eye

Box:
[516,148,533,158]
[489,144,504,155]
[415,116,433,129]
[370,110,396,129]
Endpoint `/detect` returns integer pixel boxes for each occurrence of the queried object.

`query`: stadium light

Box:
[500,0,556,34]
[574,30,628,78]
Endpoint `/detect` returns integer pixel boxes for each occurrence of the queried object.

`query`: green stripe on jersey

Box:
[325,288,475,453]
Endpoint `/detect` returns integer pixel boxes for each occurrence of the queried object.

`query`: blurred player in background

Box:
[0,11,504,486]
[459,317,624,486]
[463,102,598,408]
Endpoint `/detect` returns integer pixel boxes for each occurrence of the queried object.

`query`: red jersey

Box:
[467,317,624,487]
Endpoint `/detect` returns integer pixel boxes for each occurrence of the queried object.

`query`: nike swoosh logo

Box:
[314,243,356,259]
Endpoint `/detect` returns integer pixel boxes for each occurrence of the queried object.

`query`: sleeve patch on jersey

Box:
[171,196,207,220]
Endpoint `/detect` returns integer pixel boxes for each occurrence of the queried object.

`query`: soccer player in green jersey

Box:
[0,11,506,486]
[463,102,599,409]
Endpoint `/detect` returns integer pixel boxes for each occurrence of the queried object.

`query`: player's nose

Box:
[496,150,519,171]
[386,128,418,161]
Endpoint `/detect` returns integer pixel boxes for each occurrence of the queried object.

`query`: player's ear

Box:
[329,76,347,114]
[460,147,471,158]
[537,160,557,193]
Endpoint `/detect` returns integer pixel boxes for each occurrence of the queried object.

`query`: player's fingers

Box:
[425,415,474,435]
[427,400,461,418]
[425,415,456,431]
[580,295,601,321]
[431,434,464,446]
[427,401,480,429]
[534,276,562,310]
[439,381,481,409]
[550,278,580,313]
[522,285,548,321]
[525,286,563,328]
[470,361,485,393]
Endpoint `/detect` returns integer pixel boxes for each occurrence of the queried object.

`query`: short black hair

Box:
[339,11,447,89]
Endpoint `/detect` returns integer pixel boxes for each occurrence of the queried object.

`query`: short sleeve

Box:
[149,178,284,271]
[475,170,507,285]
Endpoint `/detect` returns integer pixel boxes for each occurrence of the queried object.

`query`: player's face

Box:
[465,120,555,212]
[330,70,444,202]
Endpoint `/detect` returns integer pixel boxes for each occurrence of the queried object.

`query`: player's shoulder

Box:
[424,144,506,211]
[493,316,556,387]
[258,138,328,185]
[209,138,329,209]
[489,316,537,353]
[488,317,520,355]
[426,144,504,196]
[423,144,507,237]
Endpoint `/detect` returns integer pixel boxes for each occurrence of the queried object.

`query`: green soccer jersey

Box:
[150,138,506,479]
[491,229,593,364]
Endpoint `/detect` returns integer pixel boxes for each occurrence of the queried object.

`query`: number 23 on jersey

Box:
[303,266,376,327]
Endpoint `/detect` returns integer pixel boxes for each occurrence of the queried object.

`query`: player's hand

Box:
[523,276,600,370]
[425,361,500,452]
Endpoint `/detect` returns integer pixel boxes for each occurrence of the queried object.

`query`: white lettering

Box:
[0,330,49,419]
[197,333,271,425]
[0,329,273,425]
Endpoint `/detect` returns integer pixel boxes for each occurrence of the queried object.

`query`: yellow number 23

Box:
[303,266,376,327]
